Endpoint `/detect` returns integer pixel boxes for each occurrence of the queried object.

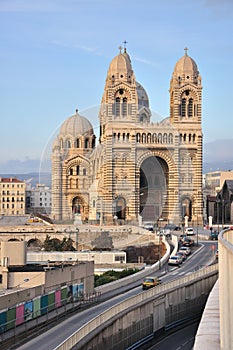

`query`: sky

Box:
[0,0,233,173]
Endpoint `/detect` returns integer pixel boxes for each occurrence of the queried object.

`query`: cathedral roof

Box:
[59,111,94,137]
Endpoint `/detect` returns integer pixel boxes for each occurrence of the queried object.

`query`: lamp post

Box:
[75,227,79,251]
[222,199,225,230]
[100,196,103,226]
[216,198,220,233]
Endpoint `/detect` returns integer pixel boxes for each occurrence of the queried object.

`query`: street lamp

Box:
[222,199,225,229]
[75,227,79,251]
[216,198,220,233]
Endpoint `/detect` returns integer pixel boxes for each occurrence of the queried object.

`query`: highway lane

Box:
[142,321,200,350]
[14,240,218,350]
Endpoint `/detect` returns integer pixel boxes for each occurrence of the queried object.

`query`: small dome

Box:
[59,111,93,137]
[172,49,200,85]
[107,48,134,82]
[136,82,149,108]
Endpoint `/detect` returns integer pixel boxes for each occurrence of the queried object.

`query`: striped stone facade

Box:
[51,48,203,226]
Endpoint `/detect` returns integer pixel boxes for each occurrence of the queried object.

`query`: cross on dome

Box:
[184,47,188,55]
[123,40,128,53]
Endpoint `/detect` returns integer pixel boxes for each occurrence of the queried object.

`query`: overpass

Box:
[194,228,233,350]
[43,235,218,350]
[53,264,218,350]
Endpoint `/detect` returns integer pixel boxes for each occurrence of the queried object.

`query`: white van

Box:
[185,227,195,236]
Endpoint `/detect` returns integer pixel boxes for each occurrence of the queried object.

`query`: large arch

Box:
[139,156,169,222]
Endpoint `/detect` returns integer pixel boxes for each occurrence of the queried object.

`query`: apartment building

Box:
[0,177,25,216]
[26,184,51,215]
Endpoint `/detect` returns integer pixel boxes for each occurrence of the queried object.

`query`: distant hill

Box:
[0,172,51,187]
[203,161,233,174]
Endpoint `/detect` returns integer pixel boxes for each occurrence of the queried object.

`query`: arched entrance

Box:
[113,197,126,220]
[72,196,86,221]
[181,197,192,221]
[140,156,168,221]
[72,197,82,214]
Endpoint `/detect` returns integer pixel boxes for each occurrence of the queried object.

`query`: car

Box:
[182,238,194,247]
[143,223,154,231]
[179,246,191,255]
[159,228,171,237]
[208,231,219,240]
[185,227,195,236]
[177,251,187,261]
[142,276,161,290]
[164,224,181,231]
[168,255,182,266]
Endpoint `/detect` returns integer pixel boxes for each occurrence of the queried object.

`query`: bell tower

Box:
[169,48,203,225]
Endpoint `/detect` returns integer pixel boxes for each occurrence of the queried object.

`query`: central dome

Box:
[59,111,93,137]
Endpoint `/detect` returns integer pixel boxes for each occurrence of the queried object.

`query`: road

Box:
[14,240,218,350]
[142,321,200,350]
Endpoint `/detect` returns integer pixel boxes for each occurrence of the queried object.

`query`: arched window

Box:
[136,133,140,142]
[193,134,196,142]
[142,133,146,143]
[76,138,80,148]
[76,165,80,175]
[181,98,186,117]
[85,138,89,148]
[70,168,73,175]
[188,98,193,117]
[183,134,187,142]
[179,134,182,143]
[163,133,167,143]
[158,133,162,143]
[115,97,120,116]
[66,140,71,148]
[76,179,79,188]
[168,133,173,144]
[83,168,86,176]
[152,133,157,143]
[147,133,151,143]
[189,134,192,142]
[122,97,127,117]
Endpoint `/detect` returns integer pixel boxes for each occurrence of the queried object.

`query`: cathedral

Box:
[51,47,203,226]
